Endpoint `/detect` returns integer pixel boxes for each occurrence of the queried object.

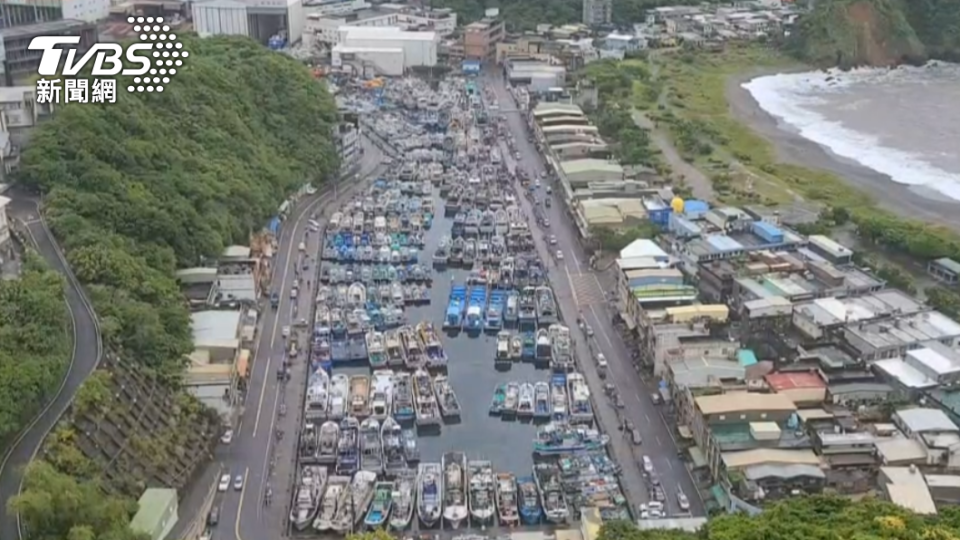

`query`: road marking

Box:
[644,412,650,423]
[667,460,674,471]
[257,382,283,520]
[589,305,614,349]
[234,466,249,540]
[656,436,662,447]
[565,265,579,306]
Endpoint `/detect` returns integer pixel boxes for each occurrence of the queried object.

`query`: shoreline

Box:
[723,68,960,232]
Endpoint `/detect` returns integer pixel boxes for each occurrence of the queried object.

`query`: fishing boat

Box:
[509,334,522,360]
[400,325,426,369]
[550,374,568,421]
[442,452,468,529]
[444,285,467,330]
[535,329,552,362]
[433,236,449,267]
[533,382,551,420]
[402,429,420,464]
[329,374,349,420]
[534,422,609,456]
[495,472,520,526]
[433,375,461,418]
[504,291,519,326]
[463,239,476,267]
[449,237,464,266]
[522,332,536,360]
[305,368,331,420]
[517,382,535,417]
[364,481,395,528]
[417,463,443,528]
[349,375,371,418]
[366,330,387,368]
[518,286,537,329]
[392,372,416,422]
[495,331,511,364]
[313,475,349,532]
[464,285,487,333]
[388,471,416,531]
[381,416,406,476]
[360,418,383,473]
[385,329,405,367]
[502,381,520,417]
[412,368,441,425]
[533,463,568,523]
[300,423,318,460]
[467,459,496,525]
[317,421,340,464]
[290,465,326,530]
[517,476,542,525]
[567,372,593,423]
[336,416,360,475]
[489,384,506,415]
[331,470,378,532]
[418,322,448,368]
[370,370,393,421]
[348,282,367,308]
[484,290,506,332]
[549,325,574,372]
[534,286,557,326]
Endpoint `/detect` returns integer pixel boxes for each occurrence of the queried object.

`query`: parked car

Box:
[207,506,220,526]
[642,455,654,473]
[218,474,231,492]
[220,429,234,445]
[631,429,643,445]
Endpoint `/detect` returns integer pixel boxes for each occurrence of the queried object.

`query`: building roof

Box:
[342,26,437,40]
[875,438,928,463]
[895,408,958,433]
[532,102,584,117]
[222,245,252,259]
[721,448,820,469]
[129,488,177,536]
[932,257,960,275]
[669,357,745,387]
[743,463,825,481]
[191,310,241,343]
[765,372,825,391]
[543,124,600,135]
[696,392,796,415]
[881,466,937,515]
[620,238,667,260]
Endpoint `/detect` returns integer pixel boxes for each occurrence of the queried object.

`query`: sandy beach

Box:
[724,70,960,232]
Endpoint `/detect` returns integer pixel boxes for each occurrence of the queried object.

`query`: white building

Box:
[305,8,455,47]
[338,26,437,68]
[193,0,304,45]
[0,0,109,25]
[193,0,249,37]
[332,46,404,76]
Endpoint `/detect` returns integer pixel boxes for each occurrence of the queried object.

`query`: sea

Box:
[741,62,960,201]
[334,189,551,477]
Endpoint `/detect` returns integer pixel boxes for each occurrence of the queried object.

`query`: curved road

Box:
[214,138,386,540]
[484,71,705,517]
[0,193,102,540]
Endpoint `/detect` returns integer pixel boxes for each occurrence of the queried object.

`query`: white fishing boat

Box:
[533,381,551,419]
[370,369,394,421]
[467,459,495,525]
[348,282,366,307]
[442,452,468,529]
[367,330,387,368]
[533,463,568,524]
[496,331,510,362]
[329,374,350,420]
[331,470,378,532]
[313,475,350,531]
[290,465,326,530]
[349,375,371,418]
[517,382,535,417]
[381,416,406,475]
[401,325,426,369]
[385,329,405,367]
[392,372,416,422]
[305,368,331,419]
[567,372,593,424]
[317,421,340,465]
[418,462,443,528]
[389,469,417,530]
[503,381,520,416]
[495,472,520,526]
[418,321,448,368]
[551,377,568,420]
[360,418,383,473]
[412,368,441,425]
[433,375,461,418]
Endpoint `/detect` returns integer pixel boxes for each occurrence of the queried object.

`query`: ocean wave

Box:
[742,65,960,202]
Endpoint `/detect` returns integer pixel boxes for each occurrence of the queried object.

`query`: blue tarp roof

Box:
[753,221,783,238]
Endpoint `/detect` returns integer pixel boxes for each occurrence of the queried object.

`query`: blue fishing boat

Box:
[443,285,466,330]
[517,476,542,525]
[484,290,506,332]
[364,481,395,528]
[521,332,536,360]
[533,423,609,456]
[464,285,487,334]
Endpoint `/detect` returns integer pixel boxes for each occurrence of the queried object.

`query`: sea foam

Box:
[741,64,960,202]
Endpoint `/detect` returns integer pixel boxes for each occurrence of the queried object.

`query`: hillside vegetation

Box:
[11,35,340,540]
[790,0,960,67]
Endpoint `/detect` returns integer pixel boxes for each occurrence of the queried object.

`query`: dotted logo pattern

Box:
[124,16,189,93]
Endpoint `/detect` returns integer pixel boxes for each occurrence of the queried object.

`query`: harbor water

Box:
[332,189,549,477]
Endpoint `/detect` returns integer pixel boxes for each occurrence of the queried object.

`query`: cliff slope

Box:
[790,0,960,67]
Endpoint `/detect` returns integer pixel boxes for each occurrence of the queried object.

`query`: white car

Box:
[555,250,563,261]
[218,474,231,492]
[642,455,654,473]
[220,429,234,444]
[282,326,290,338]
[549,235,557,245]
[677,492,690,511]
[233,474,244,491]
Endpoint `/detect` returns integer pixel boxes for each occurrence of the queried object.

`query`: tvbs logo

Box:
[30,16,189,104]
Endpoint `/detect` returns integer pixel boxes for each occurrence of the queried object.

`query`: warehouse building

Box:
[334,26,438,72]
[192,0,304,45]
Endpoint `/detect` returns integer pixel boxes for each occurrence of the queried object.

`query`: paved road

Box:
[213,139,386,540]
[0,193,102,540]
[484,71,704,518]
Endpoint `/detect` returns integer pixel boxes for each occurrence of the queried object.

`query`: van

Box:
[290,288,298,300]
